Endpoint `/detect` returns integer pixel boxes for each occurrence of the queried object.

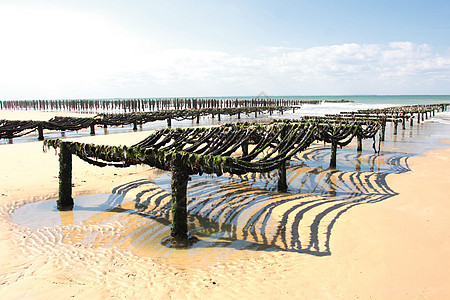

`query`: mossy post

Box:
[38,123,44,141]
[277,161,288,192]
[242,141,249,156]
[330,139,337,169]
[357,134,363,152]
[58,142,74,210]
[170,158,189,240]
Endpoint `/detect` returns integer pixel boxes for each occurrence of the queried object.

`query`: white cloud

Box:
[0,4,449,98]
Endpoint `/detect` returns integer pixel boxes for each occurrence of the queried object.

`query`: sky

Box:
[1,0,450,99]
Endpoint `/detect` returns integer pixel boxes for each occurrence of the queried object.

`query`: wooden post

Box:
[58,142,73,210]
[237,112,241,119]
[330,140,337,169]
[393,120,398,135]
[196,114,200,124]
[90,123,95,135]
[242,142,249,156]
[417,112,421,124]
[218,113,221,121]
[357,134,362,152]
[170,162,189,240]
[277,161,288,192]
[38,123,44,141]
[380,119,386,141]
[167,118,172,128]
[410,115,414,127]
[402,117,406,130]
[133,120,138,131]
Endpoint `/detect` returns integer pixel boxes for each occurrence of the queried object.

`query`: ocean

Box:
[1,95,449,146]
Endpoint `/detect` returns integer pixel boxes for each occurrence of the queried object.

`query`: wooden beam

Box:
[58,142,73,210]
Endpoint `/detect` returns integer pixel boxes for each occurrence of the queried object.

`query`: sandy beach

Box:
[1,112,450,299]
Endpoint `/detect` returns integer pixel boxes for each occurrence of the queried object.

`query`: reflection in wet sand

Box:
[12,146,411,268]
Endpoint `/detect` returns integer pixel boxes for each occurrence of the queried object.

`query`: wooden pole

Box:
[330,140,337,169]
[170,162,189,240]
[242,142,248,156]
[380,119,386,141]
[277,161,288,192]
[90,123,95,135]
[38,123,44,141]
[133,121,138,131]
[357,134,363,152]
[58,142,73,210]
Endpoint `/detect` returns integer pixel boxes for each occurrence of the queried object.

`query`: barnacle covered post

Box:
[241,141,249,156]
[170,153,189,241]
[393,119,398,135]
[37,123,44,141]
[380,118,386,141]
[58,141,74,210]
[90,123,95,135]
[330,138,337,169]
[277,161,288,192]
[357,132,363,152]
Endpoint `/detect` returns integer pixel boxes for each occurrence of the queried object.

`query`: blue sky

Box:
[1,0,449,99]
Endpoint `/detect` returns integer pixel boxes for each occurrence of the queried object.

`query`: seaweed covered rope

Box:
[43,120,380,242]
[272,118,382,167]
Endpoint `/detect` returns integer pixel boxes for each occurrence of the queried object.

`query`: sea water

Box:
[2,95,450,145]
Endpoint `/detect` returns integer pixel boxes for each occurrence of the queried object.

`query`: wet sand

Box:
[1,112,450,299]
